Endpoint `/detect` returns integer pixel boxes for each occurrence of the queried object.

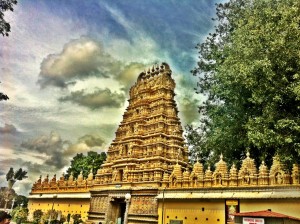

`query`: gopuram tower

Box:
[88,62,189,223]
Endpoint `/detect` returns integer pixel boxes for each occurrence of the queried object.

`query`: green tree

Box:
[15,195,28,208]
[189,0,300,168]
[3,168,28,209]
[0,85,9,100]
[66,151,106,179]
[0,187,16,208]
[6,167,28,189]
[0,187,27,209]
[71,214,82,224]
[185,124,210,166]
[0,0,17,101]
[11,206,28,224]
[41,209,58,224]
[33,209,43,224]
[0,0,17,36]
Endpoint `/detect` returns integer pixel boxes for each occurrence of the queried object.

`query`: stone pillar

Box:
[124,193,131,224]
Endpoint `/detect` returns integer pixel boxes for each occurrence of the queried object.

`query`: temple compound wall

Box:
[28,63,300,224]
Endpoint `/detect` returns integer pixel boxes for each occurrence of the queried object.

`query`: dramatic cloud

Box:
[0,123,19,135]
[21,131,66,154]
[177,95,200,125]
[58,88,125,109]
[78,134,105,148]
[19,132,106,168]
[117,62,151,91]
[20,131,70,169]
[0,132,107,195]
[37,37,122,88]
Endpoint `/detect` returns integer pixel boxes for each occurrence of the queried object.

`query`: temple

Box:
[28,63,300,224]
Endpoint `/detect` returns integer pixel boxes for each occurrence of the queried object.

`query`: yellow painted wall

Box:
[28,198,90,222]
[240,199,300,219]
[158,199,300,224]
[158,200,225,224]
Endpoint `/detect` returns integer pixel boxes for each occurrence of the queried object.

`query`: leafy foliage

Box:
[11,206,28,224]
[71,214,82,224]
[189,0,300,168]
[33,210,43,224]
[15,195,28,207]
[0,187,27,209]
[0,92,9,100]
[6,167,28,189]
[0,0,17,100]
[6,168,14,181]
[185,124,210,166]
[0,0,17,36]
[41,209,58,224]
[0,187,15,208]
[65,151,106,179]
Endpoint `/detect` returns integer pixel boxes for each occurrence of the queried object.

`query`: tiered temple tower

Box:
[94,62,188,187]
[88,62,189,223]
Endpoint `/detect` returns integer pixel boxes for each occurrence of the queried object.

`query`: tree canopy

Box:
[65,151,107,179]
[188,0,300,168]
[0,0,17,101]
[6,167,28,181]
[6,167,28,189]
[0,0,17,36]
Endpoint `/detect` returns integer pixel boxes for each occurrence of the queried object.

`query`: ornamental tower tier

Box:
[94,62,189,187]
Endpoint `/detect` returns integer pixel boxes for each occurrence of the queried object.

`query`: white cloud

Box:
[38,37,122,88]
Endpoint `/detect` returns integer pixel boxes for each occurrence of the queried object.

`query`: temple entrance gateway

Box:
[107,198,126,224]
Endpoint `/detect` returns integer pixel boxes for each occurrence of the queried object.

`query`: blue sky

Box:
[0,0,222,195]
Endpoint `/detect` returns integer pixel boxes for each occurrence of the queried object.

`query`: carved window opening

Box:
[119,169,123,182]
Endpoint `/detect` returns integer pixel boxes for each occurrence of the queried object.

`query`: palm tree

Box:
[6,168,28,189]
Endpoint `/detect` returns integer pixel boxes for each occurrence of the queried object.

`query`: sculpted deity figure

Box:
[33,175,42,189]
[68,172,75,186]
[42,174,50,188]
[50,174,57,188]
[51,174,56,182]
[119,145,123,156]
[112,169,118,181]
[123,166,128,181]
[37,175,42,184]
[276,172,283,184]
[82,177,87,186]
[44,174,49,183]
[243,169,250,184]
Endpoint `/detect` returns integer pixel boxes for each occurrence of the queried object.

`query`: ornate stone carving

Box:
[270,155,290,185]
[229,164,238,186]
[213,154,228,187]
[292,164,300,185]
[190,160,204,187]
[238,152,257,186]
[258,161,269,185]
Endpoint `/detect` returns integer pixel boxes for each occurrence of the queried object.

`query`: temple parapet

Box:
[31,154,300,193]
[167,153,300,188]
[31,171,92,193]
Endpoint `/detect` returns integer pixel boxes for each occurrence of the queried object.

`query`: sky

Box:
[0,0,223,196]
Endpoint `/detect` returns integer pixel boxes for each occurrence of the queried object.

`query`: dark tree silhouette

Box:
[0,0,18,36]
[0,0,18,100]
